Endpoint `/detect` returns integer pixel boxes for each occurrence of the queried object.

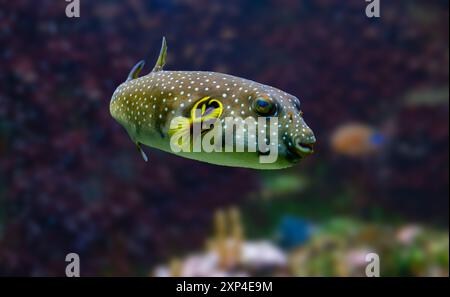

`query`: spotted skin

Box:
[110,40,315,169]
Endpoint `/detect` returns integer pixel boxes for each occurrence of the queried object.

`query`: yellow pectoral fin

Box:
[201,103,206,115]
[168,98,223,152]
[191,97,223,122]
[202,99,223,122]
[191,96,211,120]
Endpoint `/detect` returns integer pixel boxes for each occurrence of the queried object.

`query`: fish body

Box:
[110,38,315,169]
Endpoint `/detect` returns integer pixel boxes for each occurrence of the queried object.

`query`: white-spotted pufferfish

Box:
[110,37,316,169]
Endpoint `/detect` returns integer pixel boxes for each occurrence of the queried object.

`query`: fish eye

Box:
[253,96,277,116]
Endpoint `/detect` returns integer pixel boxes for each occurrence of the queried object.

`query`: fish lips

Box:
[286,141,315,161]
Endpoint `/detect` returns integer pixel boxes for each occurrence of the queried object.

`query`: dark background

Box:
[0,0,448,276]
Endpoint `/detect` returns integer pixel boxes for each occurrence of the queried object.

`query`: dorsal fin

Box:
[152,37,167,72]
[126,60,145,82]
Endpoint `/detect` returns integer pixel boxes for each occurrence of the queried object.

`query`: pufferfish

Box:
[110,37,316,169]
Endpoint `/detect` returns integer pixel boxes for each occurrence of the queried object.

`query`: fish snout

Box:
[290,133,316,158]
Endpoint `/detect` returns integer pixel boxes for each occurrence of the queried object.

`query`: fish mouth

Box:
[296,143,314,155]
[287,139,315,160]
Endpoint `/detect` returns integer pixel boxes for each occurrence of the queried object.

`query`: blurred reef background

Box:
[0,0,448,276]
